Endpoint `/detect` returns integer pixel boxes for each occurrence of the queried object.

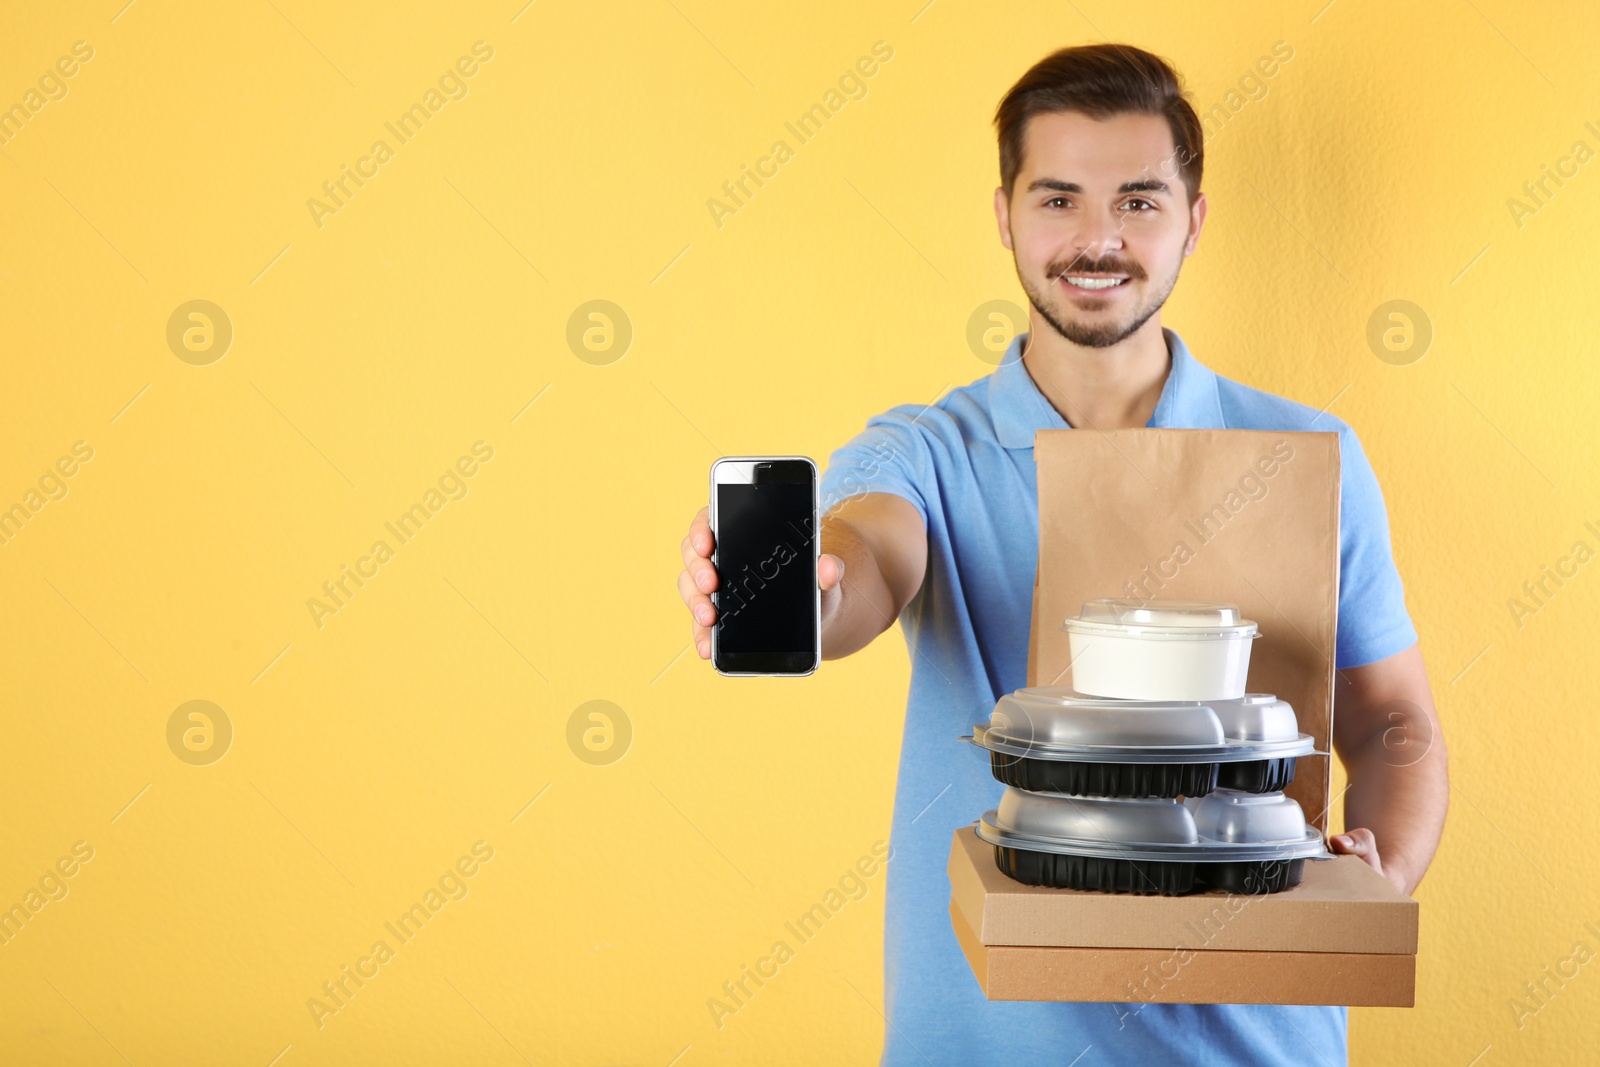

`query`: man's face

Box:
[995,110,1206,348]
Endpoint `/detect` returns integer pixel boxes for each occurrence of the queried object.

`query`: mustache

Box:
[1050,254,1146,280]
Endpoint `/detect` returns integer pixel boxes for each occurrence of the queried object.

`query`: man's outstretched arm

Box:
[818,493,928,660]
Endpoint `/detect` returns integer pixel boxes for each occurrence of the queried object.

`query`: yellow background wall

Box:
[1,0,1594,1063]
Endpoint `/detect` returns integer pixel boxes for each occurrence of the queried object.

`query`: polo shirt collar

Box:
[988,326,1227,448]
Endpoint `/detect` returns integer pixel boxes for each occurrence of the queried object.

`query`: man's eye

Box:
[1045,197,1070,209]
[1122,199,1155,212]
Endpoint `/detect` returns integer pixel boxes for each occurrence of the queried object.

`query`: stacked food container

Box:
[962,599,1329,896]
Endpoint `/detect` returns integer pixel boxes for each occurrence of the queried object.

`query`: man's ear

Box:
[1184,191,1208,257]
[994,186,1013,251]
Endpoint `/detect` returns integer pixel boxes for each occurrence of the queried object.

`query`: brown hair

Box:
[994,44,1203,205]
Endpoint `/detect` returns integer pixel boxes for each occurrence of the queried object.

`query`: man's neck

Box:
[1021,317,1172,431]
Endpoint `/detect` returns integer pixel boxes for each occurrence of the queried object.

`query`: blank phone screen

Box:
[715,480,816,659]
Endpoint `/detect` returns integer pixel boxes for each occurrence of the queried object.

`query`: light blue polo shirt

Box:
[818,327,1416,1067]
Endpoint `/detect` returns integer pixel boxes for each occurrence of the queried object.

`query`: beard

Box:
[1015,245,1183,349]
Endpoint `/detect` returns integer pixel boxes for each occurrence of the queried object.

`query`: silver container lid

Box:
[1205,694,1301,743]
[989,688,1225,747]
[963,687,1318,764]
[994,788,1199,846]
[976,787,1329,864]
[1184,789,1312,843]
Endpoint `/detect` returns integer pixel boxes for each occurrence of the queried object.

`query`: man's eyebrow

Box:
[1025,177,1172,195]
[1026,178,1081,194]
[1119,179,1170,195]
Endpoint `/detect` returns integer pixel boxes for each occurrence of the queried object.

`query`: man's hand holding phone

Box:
[678,504,845,662]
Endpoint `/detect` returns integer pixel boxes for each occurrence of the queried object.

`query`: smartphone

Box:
[709,456,820,677]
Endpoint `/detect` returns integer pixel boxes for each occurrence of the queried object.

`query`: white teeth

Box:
[1065,276,1126,290]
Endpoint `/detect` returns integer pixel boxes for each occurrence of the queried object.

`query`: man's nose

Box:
[1073,210,1125,260]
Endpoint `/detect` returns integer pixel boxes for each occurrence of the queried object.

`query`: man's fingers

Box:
[685,525,712,559]
[1331,828,1379,862]
[682,522,715,570]
[683,516,718,592]
[820,552,845,591]
[677,571,713,659]
[1336,828,1375,852]
[676,542,718,593]
[677,569,717,625]
[680,531,712,573]
[691,507,714,556]
[684,508,715,661]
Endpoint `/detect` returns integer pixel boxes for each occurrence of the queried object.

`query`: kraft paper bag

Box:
[1027,428,1341,833]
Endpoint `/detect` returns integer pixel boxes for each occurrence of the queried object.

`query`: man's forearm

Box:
[1332,644,1450,896]
[1341,714,1449,896]
[819,516,902,659]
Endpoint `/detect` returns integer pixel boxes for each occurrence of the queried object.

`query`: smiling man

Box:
[677,42,1449,1066]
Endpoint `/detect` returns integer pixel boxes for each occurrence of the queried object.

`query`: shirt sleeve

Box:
[817,404,935,529]
[1334,422,1418,668]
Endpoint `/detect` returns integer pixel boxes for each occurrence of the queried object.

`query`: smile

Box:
[1060,275,1130,292]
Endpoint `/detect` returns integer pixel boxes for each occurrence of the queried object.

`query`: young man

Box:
[678,43,1447,1065]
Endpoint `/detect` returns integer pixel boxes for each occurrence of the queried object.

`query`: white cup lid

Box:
[1075,598,1245,628]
